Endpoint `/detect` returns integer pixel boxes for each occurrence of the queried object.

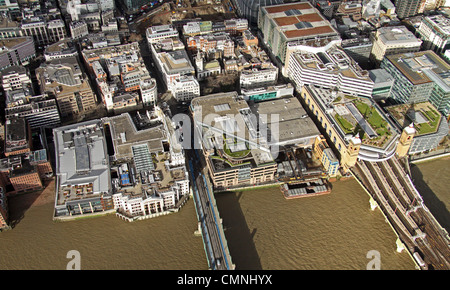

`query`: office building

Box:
[313,136,339,177]
[104,111,189,216]
[381,51,450,115]
[240,83,294,102]
[385,101,449,154]
[286,38,374,98]
[4,117,31,157]
[341,37,373,65]
[139,77,157,107]
[171,75,200,102]
[44,39,78,61]
[233,0,283,25]
[240,67,278,90]
[5,95,61,130]
[53,120,112,218]
[191,91,319,189]
[0,37,35,70]
[70,21,89,39]
[1,65,31,92]
[300,85,400,171]
[417,15,450,54]
[370,26,422,65]
[395,0,422,19]
[146,24,179,45]
[258,1,340,65]
[36,56,96,117]
[0,16,22,39]
[368,68,394,101]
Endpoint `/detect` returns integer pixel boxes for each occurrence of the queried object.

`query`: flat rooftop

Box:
[103,113,166,160]
[385,102,443,136]
[159,49,194,75]
[376,26,422,45]
[292,43,371,81]
[248,96,320,145]
[53,120,111,206]
[386,50,450,86]
[0,37,33,49]
[261,2,338,41]
[191,92,319,148]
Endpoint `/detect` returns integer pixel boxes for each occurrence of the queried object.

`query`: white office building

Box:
[286,38,374,98]
[146,24,179,44]
[417,15,450,54]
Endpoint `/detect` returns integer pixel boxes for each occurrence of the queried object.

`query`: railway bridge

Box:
[351,156,450,270]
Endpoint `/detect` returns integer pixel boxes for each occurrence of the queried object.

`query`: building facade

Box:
[417,15,450,54]
[258,1,340,65]
[370,26,422,65]
[381,50,450,115]
[0,37,35,70]
[286,39,374,98]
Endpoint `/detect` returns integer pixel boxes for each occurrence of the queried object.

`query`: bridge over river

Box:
[351,156,450,270]
[187,149,235,270]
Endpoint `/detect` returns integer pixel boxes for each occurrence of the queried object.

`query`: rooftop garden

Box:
[333,98,392,147]
[222,135,251,159]
[385,102,441,136]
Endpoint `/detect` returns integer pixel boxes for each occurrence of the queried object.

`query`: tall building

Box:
[395,0,422,19]
[0,37,35,70]
[191,91,319,189]
[233,0,284,25]
[370,26,422,65]
[286,38,374,98]
[381,50,450,116]
[36,56,96,117]
[257,1,340,65]
[5,95,61,130]
[53,120,112,218]
[417,15,450,54]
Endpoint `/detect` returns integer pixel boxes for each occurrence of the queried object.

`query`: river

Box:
[0,157,447,270]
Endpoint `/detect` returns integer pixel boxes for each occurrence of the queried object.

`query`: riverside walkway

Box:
[352,156,450,270]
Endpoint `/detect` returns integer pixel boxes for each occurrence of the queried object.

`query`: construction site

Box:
[129,0,238,35]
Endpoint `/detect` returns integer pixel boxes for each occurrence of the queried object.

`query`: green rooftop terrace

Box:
[385,102,442,136]
[332,96,393,148]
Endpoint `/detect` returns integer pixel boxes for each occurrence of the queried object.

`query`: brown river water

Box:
[0,157,447,270]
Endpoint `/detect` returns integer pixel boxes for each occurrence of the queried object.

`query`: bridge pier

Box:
[396,238,405,253]
[369,196,378,211]
[406,205,422,216]
[194,221,202,236]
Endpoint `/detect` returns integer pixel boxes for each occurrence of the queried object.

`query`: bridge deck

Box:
[352,157,450,270]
